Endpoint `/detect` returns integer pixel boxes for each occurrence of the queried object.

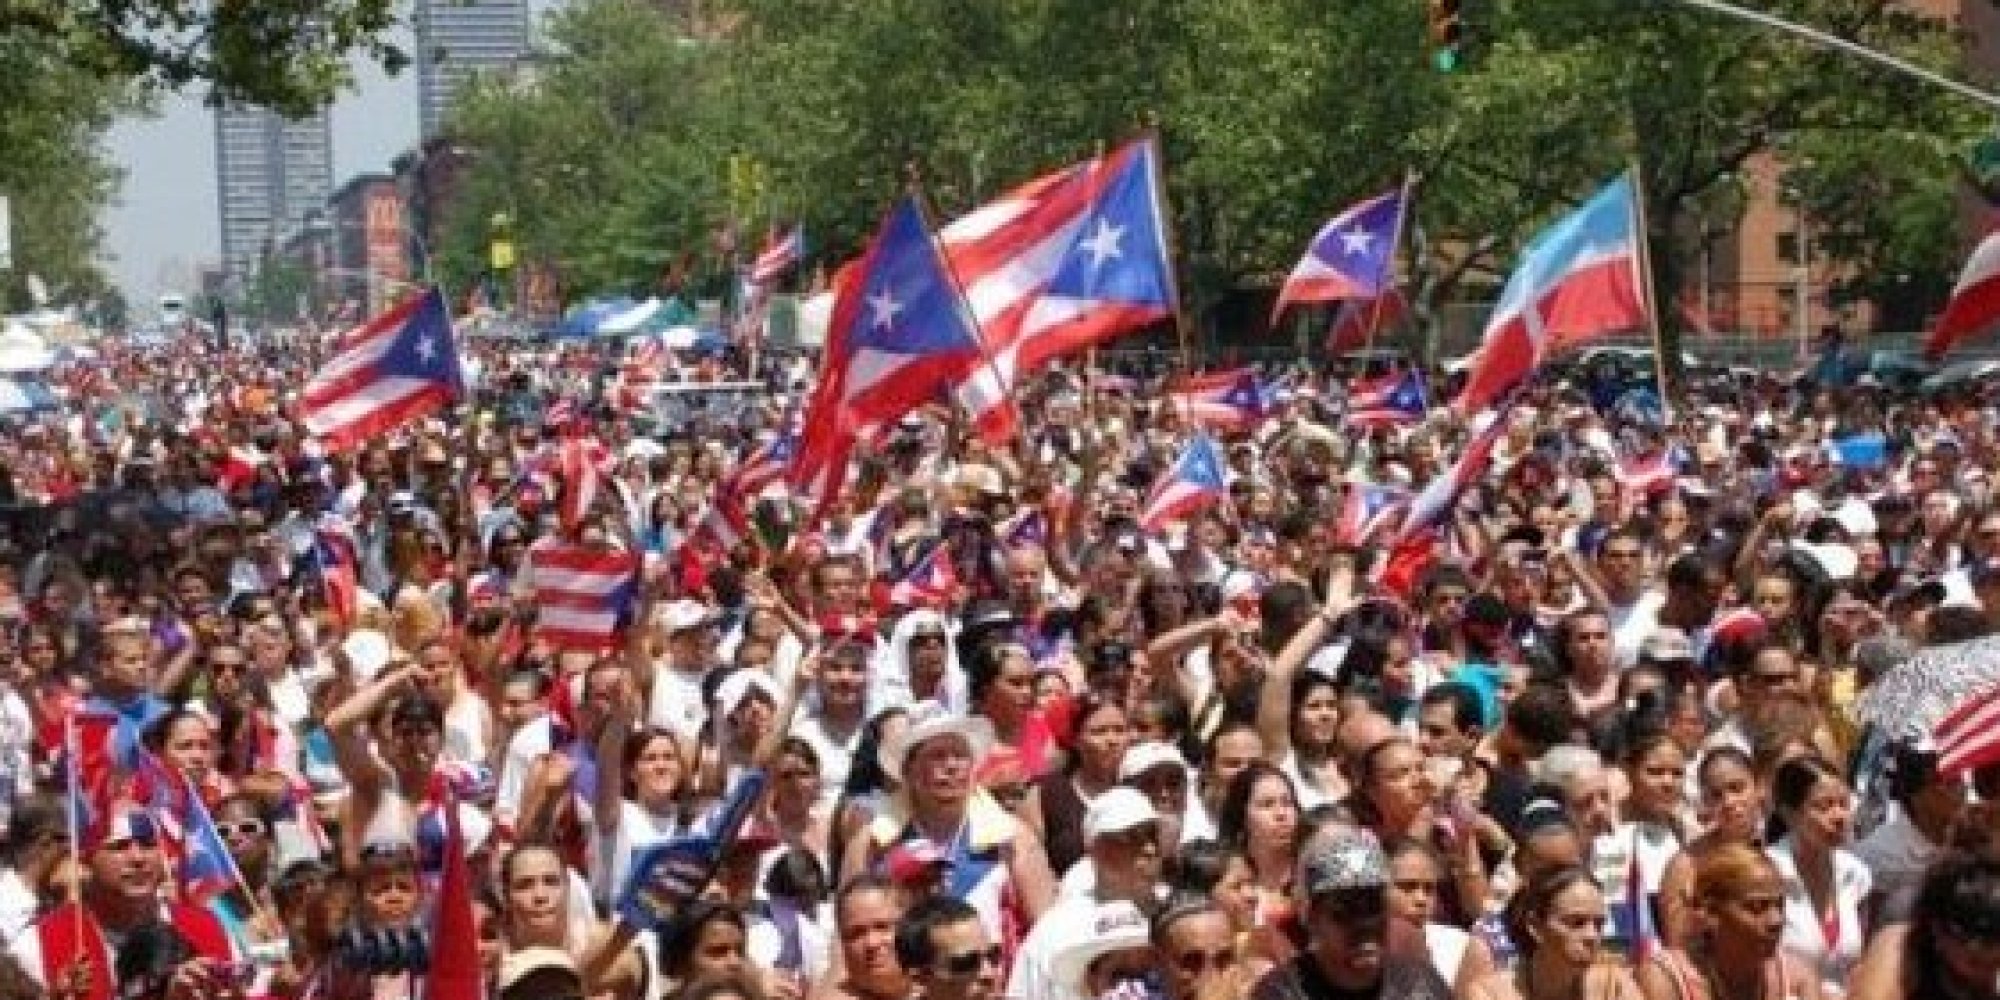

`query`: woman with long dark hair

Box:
[1017,691,1130,877]
[1464,866,1638,1000]
[1764,756,1869,996]
[1659,747,1765,948]
[1849,849,2000,1000]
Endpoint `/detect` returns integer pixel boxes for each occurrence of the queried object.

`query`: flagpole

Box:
[63,717,85,944]
[911,160,1015,445]
[1360,171,1420,361]
[1627,160,1674,423]
[1135,117,1196,378]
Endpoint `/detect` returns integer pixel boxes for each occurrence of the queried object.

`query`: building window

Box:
[1775,231,1799,265]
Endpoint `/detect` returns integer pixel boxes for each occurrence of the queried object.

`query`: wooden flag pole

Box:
[1360,170,1421,361]
[1135,114,1196,380]
[1627,160,1674,423]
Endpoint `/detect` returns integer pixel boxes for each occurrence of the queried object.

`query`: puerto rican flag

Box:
[944,138,1179,440]
[302,287,464,452]
[1456,174,1650,414]
[1935,684,2000,779]
[888,542,959,609]
[1272,185,1408,322]
[216,444,267,493]
[1168,368,1272,432]
[1925,227,2000,359]
[1336,482,1409,545]
[1328,288,1410,353]
[789,196,989,517]
[1345,369,1429,429]
[176,778,246,903]
[527,542,638,650]
[1616,448,1679,497]
[1140,434,1228,531]
[749,225,806,286]
[1396,408,1510,543]
[558,433,612,535]
[314,515,360,629]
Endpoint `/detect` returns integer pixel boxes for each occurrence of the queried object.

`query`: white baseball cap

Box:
[1117,741,1188,783]
[1083,787,1158,841]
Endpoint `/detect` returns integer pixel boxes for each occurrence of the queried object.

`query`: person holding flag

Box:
[9,803,239,1000]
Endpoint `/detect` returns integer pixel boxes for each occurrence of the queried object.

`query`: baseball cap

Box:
[657,599,716,634]
[1298,827,1390,900]
[714,669,779,718]
[1082,787,1158,841]
[1049,902,1151,996]
[1117,741,1188,783]
[498,946,581,997]
[1639,628,1695,664]
[881,839,953,885]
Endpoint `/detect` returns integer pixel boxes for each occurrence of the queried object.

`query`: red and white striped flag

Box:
[302,288,463,452]
[1936,685,2000,779]
[558,434,611,535]
[527,542,638,650]
[1926,228,2000,360]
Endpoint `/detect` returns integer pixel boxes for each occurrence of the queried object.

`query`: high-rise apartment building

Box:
[213,105,334,282]
[414,0,532,139]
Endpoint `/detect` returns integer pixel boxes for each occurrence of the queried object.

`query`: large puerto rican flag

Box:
[944,138,1178,439]
[302,287,464,451]
[1139,434,1228,531]
[528,542,639,649]
[788,195,988,515]
[1272,186,1408,323]
[1925,228,2000,360]
[1456,174,1650,414]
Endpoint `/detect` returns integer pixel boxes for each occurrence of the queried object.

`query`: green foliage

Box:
[0,34,134,312]
[0,0,403,114]
[434,0,1987,355]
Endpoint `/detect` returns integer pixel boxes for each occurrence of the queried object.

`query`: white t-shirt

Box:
[1767,838,1872,998]
[648,664,710,743]
[594,799,688,909]
[1609,590,1665,668]
[494,714,554,828]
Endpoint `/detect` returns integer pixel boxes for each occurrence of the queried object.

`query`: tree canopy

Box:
[431,0,1989,354]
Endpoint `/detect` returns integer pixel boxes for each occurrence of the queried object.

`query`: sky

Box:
[100,2,565,311]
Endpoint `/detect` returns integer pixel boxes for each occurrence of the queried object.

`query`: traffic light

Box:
[1427,0,1464,72]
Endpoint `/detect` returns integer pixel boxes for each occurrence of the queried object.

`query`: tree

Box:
[0,0,403,114]
[0,36,133,312]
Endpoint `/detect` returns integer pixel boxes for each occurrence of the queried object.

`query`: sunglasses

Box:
[1173,948,1237,974]
[220,819,268,840]
[936,944,1002,978]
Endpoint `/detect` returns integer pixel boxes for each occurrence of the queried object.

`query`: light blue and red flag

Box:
[1345,369,1429,429]
[1140,434,1228,532]
[1457,174,1651,413]
[1273,186,1409,323]
[302,287,464,451]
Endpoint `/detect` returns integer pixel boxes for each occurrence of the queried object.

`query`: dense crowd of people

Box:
[0,328,1996,1000]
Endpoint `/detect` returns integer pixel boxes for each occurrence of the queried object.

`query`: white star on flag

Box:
[867,287,904,331]
[1339,226,1375,257]
[1080,217,1125,269]
[417,335,437,364]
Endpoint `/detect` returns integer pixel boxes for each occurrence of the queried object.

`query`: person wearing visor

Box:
[1250,828,1451,1000]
